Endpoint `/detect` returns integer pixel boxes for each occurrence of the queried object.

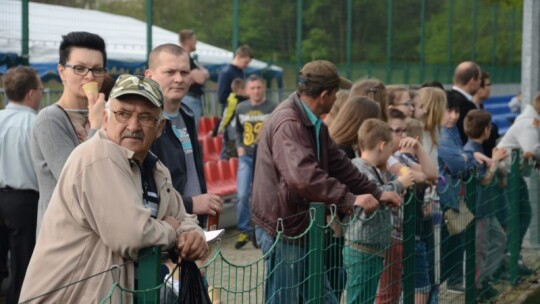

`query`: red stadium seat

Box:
[202,136,220,163]
[204,161,228,196]
[217,160,237,195]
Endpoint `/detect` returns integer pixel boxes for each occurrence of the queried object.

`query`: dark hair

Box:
[246,74,264,84]
[179,29,195,44]
[464,110,491,139]
[235,45,253,58]
[480,71,491,88]
[2,66,40,101]
[59,31,107,66]
[99,74,115,100]
[454,62,481,86]
[148,43,188,69]
[421,80,445,90]
[296,80,338,98]
[388,108,407,120]
[446,95,460,110]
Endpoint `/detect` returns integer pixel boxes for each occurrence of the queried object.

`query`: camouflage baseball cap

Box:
[299,60,352,89]
[109,74,163,107]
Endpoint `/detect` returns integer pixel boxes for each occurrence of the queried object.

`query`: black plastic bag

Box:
[179,260,211,304]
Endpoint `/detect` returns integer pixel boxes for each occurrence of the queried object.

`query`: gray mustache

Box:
[121,130,144,140]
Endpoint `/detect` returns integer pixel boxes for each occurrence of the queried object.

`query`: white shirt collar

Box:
[452,86,473,102]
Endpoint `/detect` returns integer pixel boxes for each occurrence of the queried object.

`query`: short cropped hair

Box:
[464,110,492,139]
[179,29,195,45]
[148,43,188,70]
[388,108,407,121]
[454,62,481,86]
[231,78,245,94]
[2,66,40,102]
[246,74,264,84]
[358,118,393,152]
[59,31,106,66]
[480,71,491,88]
[235,45,253,58]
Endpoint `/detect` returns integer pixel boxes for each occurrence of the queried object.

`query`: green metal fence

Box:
[87,150,540,303]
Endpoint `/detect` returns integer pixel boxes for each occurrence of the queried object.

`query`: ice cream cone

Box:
[399,166,411,176]
[82,82,98,100]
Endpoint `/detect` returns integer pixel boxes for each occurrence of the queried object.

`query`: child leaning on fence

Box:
[343,119,414,304]
[463,109,508,301]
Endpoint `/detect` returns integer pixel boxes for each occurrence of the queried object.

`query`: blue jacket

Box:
[463,140,496,218]
[437,127,475,209]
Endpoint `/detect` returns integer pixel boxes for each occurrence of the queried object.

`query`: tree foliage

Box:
[33,0,523,68]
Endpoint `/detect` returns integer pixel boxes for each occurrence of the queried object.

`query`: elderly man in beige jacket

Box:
[19,74,207,303]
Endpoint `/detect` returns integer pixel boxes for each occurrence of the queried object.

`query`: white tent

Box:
[0,0,283,85]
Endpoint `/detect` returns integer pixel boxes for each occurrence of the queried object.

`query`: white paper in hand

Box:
[204,229,225,243]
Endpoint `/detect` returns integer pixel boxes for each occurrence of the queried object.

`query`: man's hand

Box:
[192,194,223,216]
[178,230,208,261]
[163,216,180,231]
[353,194,379,215]
[380,191,402,208]
[237,147,245,157]
[88,92,106,129]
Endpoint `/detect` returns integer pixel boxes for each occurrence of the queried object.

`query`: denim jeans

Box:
[415,240,431,293]
[236,155,253,232]
[255,227,338,304]
[182,95,203,130]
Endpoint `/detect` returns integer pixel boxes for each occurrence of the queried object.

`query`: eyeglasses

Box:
[64,64,107,77]
[112,110,159,127]
[395,101,414,107]
[391,128,408,136]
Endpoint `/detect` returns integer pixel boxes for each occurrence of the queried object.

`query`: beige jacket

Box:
[20,130,202,303]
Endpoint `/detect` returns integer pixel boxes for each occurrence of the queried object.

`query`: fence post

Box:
[145,0,153,64]
[232,0,239,52]
[508,150,521,285]
[296,0,303,81]
[137,246,162,303]
[402,191,416,304]
[385,0,393,84]
[21,0,29,65]
[308,202,325,302]
[464,171,477,303]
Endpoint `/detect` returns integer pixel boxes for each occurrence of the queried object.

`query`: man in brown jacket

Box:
[19,75,207,303]
[252,60,401,303]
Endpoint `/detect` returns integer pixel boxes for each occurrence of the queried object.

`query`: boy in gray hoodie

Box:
[343,119,414,304]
